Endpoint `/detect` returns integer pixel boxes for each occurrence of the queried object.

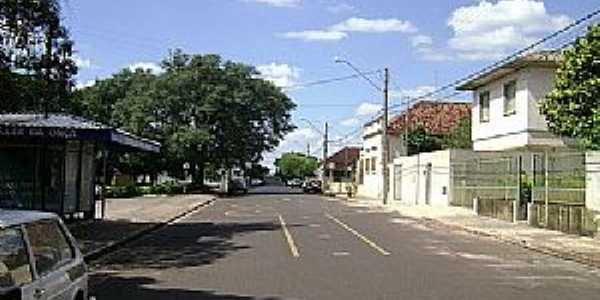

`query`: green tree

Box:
[72,51,296,186]
[406,127,443,155]
[441,117,472,149]
[246,164,270,179]
[0,0,77,113]
[540,24,600,149]
[275,153,319,179]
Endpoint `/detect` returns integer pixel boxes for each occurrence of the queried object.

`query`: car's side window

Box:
[0,227,33,288]
[25,220,74,277]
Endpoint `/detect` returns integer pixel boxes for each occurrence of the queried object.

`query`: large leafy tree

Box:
[275,152,319,179]
[540,24,600,149]
[73,51,296,185]
[0,0,77,112]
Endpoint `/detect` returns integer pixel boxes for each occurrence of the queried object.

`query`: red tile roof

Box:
[325,147,360,170]
[388,101,471,136]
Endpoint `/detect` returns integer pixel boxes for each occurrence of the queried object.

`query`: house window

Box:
[479,91,490,123]
[371,157,377,173]
[358,160,364,184]
[503,80,517,116]
[365,158,370,174]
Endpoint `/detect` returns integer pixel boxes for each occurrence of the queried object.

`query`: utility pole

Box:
[307,143,311,157]
[323,122,329,162]
[323,122,329,190]
[382,68,390,205]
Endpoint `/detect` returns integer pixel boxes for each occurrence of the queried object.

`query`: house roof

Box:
[0,113,161,153]
[456,51,561,91]
[387,101,471,136]
[325,147,360,170]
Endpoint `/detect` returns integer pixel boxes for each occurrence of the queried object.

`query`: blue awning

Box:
[0,114,160,153]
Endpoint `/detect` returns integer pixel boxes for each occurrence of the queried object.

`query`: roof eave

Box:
[456,57,560,91]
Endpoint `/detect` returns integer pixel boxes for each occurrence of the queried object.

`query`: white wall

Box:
[390,150,454,206]
[356,120,384,200]
[471,67,567,151]
[586,151,600,212]
[472,71,529,151]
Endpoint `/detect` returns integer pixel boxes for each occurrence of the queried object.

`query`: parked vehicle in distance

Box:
[287,178,303,188]
[0,210,88,300]
[303,180,322,194]
[250,178,265,186]
[229,177,248,194]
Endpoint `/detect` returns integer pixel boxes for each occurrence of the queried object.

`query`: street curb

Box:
[84,197,216,262]
[416,217,600,270]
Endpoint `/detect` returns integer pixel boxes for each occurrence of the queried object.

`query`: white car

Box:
[0,210,88,300]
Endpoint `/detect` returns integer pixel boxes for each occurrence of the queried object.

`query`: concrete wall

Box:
[472,70,528,151]
[389,149,474,207]
[471,67,567,151]
[586,151,600,212]
[356,119,384,201]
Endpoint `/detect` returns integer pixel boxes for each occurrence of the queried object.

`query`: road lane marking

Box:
[278,215,300,258]
[325,213,391,256]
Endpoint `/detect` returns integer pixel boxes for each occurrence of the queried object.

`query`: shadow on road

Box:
[91,275,283,300]
[95,220,287,270]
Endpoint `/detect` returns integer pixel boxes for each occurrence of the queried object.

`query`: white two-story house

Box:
[457,51,572,151]
[355,116,402,201]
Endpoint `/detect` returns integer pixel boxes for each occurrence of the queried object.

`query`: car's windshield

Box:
[0,227,32,289]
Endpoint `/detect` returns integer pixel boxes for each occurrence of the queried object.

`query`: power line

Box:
[388,6,600,111]
[285,70,381,90]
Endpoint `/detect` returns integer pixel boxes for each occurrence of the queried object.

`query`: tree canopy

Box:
[72,50,296,183]
[0,0,76,112]
[405,116,472,155]
[540,24,600,149]
[275,152,319,179]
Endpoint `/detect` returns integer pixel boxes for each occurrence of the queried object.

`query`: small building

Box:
[0,114,160,219]
[323,147,359,194]
[456,51,572,151]
[386,102,471,206]
[355,117,390,200]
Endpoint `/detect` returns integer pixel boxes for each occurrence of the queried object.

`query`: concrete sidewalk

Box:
[69,194,215,258]
[340,195,600,268]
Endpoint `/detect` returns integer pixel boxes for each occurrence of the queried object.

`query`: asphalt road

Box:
[90,186,600,299]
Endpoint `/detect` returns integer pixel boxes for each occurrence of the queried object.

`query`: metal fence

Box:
[529,151,594,234]
[451,150,595,235]
[451,155,520,211]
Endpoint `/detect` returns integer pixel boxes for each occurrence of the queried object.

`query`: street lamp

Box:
[335,57,390,205]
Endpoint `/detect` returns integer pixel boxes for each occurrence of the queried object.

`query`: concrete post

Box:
[512,200,518,223]
[473,197,479,215]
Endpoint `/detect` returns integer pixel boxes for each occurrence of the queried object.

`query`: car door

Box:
[0,226,36,300]
[24,219,77,300]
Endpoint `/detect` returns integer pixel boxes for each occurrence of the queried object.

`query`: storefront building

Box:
[0,114,160,219]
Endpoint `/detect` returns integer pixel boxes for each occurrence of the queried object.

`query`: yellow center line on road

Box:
[325,213,391,256]
[278,214,300,258]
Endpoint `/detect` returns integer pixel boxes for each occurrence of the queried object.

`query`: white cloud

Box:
[391,85,437,99]
[411,35,433,48]
[243,0,300,7]
[261,126,321,169]
[75,79,97,90]
[448,0,571,60]
[409,35,453,61]
[341,118,360,127]
[355,102,382,116]
[327,3,357,14]
[256,63,301,88]
[282,17,417,42]
[330,17,417,33]
[282,30,348,41]
[73,55,97,70]
[128,62,163,74]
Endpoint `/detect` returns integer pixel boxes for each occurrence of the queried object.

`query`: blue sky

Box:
[62,0,599,167]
